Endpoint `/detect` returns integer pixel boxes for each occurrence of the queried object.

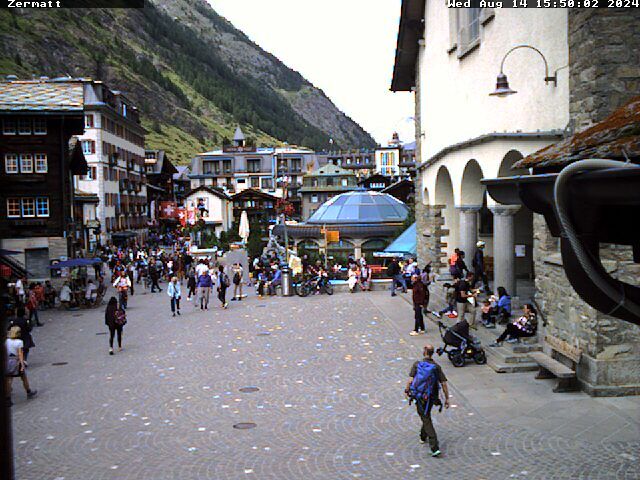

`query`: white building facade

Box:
[393,3,569,295]
[76,82,147,245]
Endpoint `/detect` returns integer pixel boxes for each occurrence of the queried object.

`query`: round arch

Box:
[498,150,528,177]
[434,166,458,257]
[422,185,430,206]
[460,159,485,206]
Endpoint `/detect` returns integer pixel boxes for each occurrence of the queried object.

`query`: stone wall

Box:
[415,200,447,272]
[534,214,640,396]
[569,9,640,132]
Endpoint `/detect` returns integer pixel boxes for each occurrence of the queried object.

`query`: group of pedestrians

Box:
[185,259,232,310]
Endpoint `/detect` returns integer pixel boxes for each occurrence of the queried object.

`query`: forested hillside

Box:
[0,2,376,163]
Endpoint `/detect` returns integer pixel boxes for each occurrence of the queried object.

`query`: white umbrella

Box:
[239,210,250,244]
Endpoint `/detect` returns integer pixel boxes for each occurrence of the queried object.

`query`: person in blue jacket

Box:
[167,276,182,317]
[197,271,212,310]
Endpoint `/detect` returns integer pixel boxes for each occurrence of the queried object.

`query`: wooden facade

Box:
[0,113,85,241]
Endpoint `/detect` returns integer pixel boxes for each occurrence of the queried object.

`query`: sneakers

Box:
[109,348,114,355]
[419,438,426,444]
[485,323,496,329]
[410,331,419,336]
[506,337,519,344]
[177,311,181,316]
[489,342,502,347]
[223,303,228,309]
[431,449,441,457]
[432,311,441,319]
[27,390,38,399]
[172,313,176,317]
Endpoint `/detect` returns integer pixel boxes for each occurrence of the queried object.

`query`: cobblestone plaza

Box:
[11,289,640,479]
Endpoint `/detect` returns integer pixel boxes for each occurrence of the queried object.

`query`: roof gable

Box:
[186,185,230,200]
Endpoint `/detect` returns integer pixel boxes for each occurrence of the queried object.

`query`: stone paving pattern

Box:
[10,286,640,479]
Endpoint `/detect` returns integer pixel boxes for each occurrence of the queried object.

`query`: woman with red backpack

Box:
[105,296,127,355]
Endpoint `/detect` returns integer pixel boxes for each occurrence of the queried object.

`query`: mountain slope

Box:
[0,3,375,163]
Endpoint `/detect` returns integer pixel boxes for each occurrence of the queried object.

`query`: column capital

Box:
[489,204,521,216]
[455,205,482,213]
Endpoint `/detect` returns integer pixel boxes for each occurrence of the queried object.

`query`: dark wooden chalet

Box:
[1,79,88,278]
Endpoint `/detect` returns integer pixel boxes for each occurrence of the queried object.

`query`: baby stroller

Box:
[436,321,487,367]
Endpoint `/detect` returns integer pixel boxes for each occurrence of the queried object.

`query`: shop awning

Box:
[374,222,416,258]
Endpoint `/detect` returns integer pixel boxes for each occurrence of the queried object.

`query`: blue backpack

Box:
[409,362,441,415]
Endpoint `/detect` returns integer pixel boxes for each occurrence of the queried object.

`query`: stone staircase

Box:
[399,286,542,374]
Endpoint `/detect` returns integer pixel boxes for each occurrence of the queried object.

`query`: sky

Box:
[207,0,415,146]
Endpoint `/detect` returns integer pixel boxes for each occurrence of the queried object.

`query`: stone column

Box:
[490,205,521,296]
[353,240,363,260]
[456,205,481,262]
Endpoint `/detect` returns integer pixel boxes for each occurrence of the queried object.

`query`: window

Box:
[250,177,260,188]
[326,177,334,187]
[452,8,482,56]
[83,166,97,180]
[35,154,48,173]
[85,114,94,128]
[4,154,18,174]
[36,197,49,217]
[312,179,318,187]
[236,178,246,184]
[247,159,261,173]
[21,198,35,217]
[20,154,33,173]
[223,161,232,174]
[6,198,20,217]
[82,140,95,155]
[3,119,16,135]
[341,178,348,187]
[18,119,31,135]
[122,103,127,117]
[261,177,273,190]
[311,195,318,203]
[33,118,46,135]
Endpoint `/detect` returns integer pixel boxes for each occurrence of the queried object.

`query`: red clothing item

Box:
[412,280,426,306]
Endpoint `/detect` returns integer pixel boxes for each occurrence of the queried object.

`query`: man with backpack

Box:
[216,264,230,309]
[405,344,450,457]
[231,263,244,301]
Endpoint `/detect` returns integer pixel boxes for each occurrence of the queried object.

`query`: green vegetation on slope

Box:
[0,3,375,163]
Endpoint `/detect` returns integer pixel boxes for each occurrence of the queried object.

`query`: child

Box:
[432,282,457,319]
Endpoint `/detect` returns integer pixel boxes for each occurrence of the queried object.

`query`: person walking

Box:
[127,263,135,296]
[167,276,182,317]
[405,344,450,457]
[149,259,162,293]
[231,263,243,301]
[26,284,43,327]
[216,265,229,309]
[9,306,35,364]
[197,270,212,310]
[112,270,131,310]
[472,241,491,294]
[105,296,126,355]
[5,326,37,406]
[186,269,197,301]
[387,258,406,297]
[410,274,427,336]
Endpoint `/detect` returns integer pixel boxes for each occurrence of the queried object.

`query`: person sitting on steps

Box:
[490,303,538,347]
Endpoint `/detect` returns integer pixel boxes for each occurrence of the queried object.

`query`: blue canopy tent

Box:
[373,222,416,258]
[48,258,102,269]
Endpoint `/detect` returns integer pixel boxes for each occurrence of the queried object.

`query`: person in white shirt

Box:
[59,282,72,309]
[195,260,209,277]
[5,326,37,405]
[113,271,132,309]
[15,277,26,303]
[85,280,98,304]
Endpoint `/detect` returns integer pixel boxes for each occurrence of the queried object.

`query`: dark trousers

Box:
[257,281,265,296]
[218,286,227,305]
[150,278,160,292]
[171,297,180,313]
[476,270,490,293]
[188,286,196,298]
[497,324,535,343]
[128,274,135,295]
[391,274,407,295]
[109,326,123,349]
[417,401,439,451]
[28,309,40,327]
[414,304,425,332]
[118,290,128,310]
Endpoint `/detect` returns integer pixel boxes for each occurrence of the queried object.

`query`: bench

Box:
[530,335,582,393]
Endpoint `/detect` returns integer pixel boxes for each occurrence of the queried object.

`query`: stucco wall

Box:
[419,6,569,163]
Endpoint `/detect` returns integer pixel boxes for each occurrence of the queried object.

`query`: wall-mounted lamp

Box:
[490,45,558,97]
